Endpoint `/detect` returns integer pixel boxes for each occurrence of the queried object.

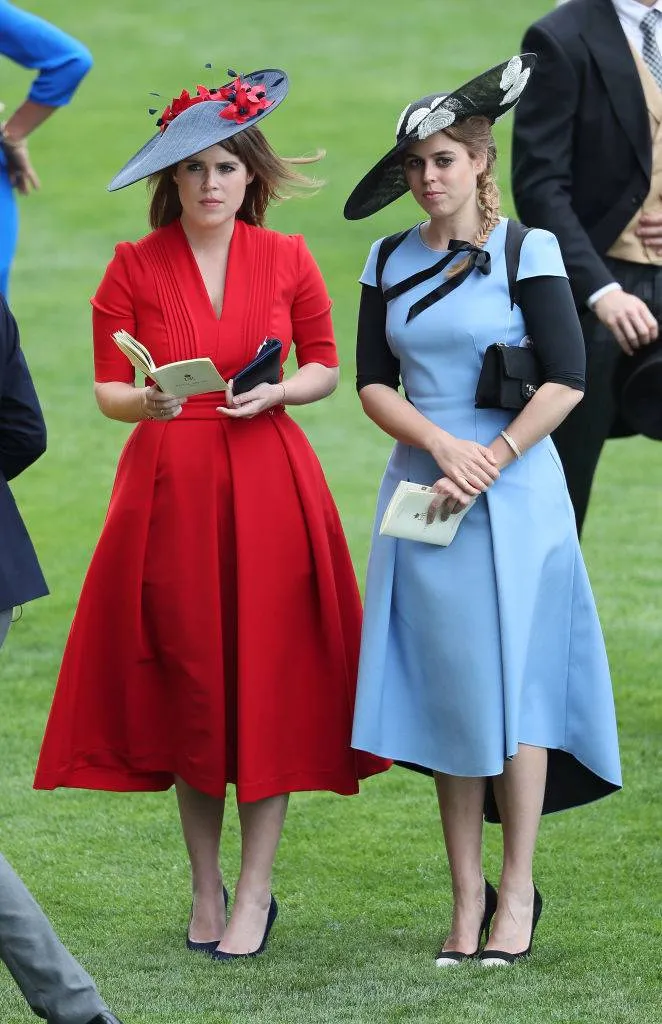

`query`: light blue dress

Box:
[351,218,622,820]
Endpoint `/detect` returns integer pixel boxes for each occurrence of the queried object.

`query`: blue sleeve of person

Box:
[516,226,568,282]
[359,238,387,288]
[0,0,92,107]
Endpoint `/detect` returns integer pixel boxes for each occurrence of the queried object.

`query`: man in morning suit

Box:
[512,0,662,535]
[0,295,122,1024]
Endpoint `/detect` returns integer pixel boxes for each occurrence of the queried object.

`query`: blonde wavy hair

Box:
[439,115,500,279]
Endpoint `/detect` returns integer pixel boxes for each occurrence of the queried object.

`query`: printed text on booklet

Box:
[379,481,475,546]
[112,330,227,398]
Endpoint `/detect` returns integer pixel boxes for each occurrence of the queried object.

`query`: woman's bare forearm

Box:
[359,383,445,453]
[280,363,339,405]
[488,382,583,468]
[94,381,147,422]
[2,100,56,141]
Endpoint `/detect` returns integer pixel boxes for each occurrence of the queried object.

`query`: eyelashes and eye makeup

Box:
[183,161,238,174]
[404,154,454,171]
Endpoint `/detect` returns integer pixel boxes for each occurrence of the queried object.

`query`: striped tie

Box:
[641,9,662,91]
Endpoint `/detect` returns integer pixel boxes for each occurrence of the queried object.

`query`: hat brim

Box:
[108,69,288,191]
[344,54,537,221]
[618,342,662,440]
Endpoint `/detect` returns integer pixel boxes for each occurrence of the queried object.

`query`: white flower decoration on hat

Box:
[499,55,531,106]
[404,107,429,136]
[397,95,455,141]
[344,53,538,220]
[418,105,455,140]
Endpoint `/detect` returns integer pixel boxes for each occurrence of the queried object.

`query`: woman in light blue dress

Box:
[344,56,622,966]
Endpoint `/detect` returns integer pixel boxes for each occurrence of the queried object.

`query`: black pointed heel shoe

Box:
[84,1015,125,1024]
[478,884,543,966]
[434,879,498,966]
[186,885,229,953]
[211,895,278,961]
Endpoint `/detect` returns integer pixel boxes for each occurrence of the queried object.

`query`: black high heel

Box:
[434,879,498,966]
[478,884,543,966]
[186,885,229,953]
[211,895,278,961]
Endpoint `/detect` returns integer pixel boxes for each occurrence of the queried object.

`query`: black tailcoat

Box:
[512,0,651,306]
[0,296,48,610]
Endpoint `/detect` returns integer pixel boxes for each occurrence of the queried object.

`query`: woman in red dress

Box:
[34,67,388,959]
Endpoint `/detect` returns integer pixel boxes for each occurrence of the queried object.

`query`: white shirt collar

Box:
[613,0,662,34]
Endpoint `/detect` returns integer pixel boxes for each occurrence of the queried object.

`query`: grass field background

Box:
[1,1,661,1022]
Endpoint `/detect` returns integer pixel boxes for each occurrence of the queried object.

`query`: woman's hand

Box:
[424,432,500,522]
[143,385,184,420]
[1,133,40,195]
[217,381,285,419]
[427,478,475,523]
[428,432,500,495]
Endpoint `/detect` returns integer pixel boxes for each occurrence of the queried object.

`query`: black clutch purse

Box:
[475,342,541,411]
[232,337,283,396]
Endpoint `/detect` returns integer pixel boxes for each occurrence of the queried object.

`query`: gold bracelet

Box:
[279,382,286,405]
[500,429,523,460]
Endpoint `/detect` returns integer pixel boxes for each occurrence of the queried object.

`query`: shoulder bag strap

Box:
[375,229,410,293]
[504,218,533,309]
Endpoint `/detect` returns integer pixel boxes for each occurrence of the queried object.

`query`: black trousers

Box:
[552,257,662,536]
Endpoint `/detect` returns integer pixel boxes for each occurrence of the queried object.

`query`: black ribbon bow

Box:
[382,239,491,323]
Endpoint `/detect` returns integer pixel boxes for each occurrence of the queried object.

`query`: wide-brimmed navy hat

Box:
[343,54,537,221]
[616,340,662,441]
[108,68,288,191]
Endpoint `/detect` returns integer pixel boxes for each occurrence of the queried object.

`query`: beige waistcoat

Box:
[608,45,662,264]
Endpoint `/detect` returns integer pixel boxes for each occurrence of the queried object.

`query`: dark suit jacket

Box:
[512,0,652,307]
[0,295,48,610]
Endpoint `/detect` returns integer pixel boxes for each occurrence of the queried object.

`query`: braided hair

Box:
[442,116,500,279]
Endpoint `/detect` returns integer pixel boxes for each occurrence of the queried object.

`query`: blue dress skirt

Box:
[351,219,622,821]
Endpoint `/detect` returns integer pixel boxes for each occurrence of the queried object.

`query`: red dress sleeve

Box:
[291,235,339,368]
[90,243,137,384]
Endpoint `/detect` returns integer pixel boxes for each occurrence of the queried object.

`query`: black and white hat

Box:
[108,68,288,192]
[343,54,537,221]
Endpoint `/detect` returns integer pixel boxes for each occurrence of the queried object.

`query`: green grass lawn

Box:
[1,1,661,1021]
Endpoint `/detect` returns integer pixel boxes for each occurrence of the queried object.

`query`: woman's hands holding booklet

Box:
[143,385,185,420]
[427,432,500,521]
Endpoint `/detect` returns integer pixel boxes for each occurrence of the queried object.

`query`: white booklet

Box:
[112,329,227,398]
[379,481,475,546]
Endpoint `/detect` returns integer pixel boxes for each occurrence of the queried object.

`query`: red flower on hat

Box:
[218,77,272,124]
[157,85,219,133]
[156,78,271,133]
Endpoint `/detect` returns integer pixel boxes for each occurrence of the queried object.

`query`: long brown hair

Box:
[147,126,322,230]
[426,116,500,279]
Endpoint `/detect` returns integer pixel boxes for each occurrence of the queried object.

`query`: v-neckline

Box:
[176,217,239,323]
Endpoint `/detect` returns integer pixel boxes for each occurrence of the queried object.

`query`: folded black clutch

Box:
[232,338,283,396]
[475,342,542,411]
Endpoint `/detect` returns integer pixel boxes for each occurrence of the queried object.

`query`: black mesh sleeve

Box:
[356,284,401,393]
[517,275,586,391]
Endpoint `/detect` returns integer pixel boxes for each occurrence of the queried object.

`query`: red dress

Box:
[34,218,389,800]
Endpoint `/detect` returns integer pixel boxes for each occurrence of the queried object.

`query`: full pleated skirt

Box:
[35,401,388,800]
[352,407,622,822]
